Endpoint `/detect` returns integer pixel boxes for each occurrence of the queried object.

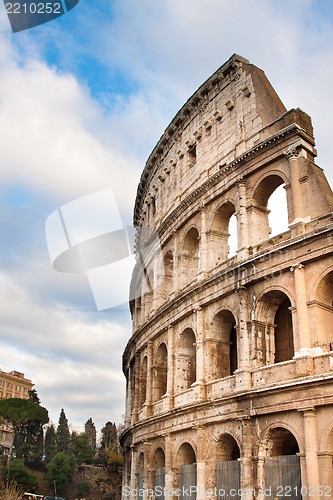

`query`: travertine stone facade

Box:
[121,54,333,500]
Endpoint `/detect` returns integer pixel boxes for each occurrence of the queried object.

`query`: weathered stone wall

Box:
[121,54,333,500]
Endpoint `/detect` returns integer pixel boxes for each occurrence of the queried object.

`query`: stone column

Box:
[318,453,333,497]
[146,342,153,416]
[199,205,208,277]
[290,264,316,370]
[235,287,251,389]
[166,325,175,409]
[173,230,180,294]
[130,445,137,500]
[240,418,254,499]
[302,409,320,499]
[196,426,206,500]
[195,308,206,400]
[165,434,174,500]
[143,441,151,500]
[285,148,304,222]
[132,354,140,424]
[237,180,249,259]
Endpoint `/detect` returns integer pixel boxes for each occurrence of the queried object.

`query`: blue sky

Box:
[0,0,332,432]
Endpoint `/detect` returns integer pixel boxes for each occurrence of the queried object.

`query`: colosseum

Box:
[120,54,333,500]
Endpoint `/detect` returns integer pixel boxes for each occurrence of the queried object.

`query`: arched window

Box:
[263,428,301,499]
[211,202,236,266]
[212,311,238,379]
[251,175,288,245]
[139,357,147,407]
[182,228,200,283]
[152,343,167,402]
[254,291,294,366]
[177,443,196,500]
[314,270,333,351]
[161,250,173,301]
[274,298,294,363]
[216,435,241,500]
[152,448,165,499]
[176,329,196,391]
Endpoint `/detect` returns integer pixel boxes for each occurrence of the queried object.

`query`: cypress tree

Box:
[56,409,71,452]
[45,425,57,462]
[84,418,97,449]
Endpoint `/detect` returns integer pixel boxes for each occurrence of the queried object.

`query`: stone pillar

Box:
[235,287,251,389]
[166,325,175,409]
[143,441,151,500]
[195,308,206,400]
[290,264,318,371]
[302,409,320,499]
[130,445,137,500]
[240,419,254,499]
[237,180,249,259]
[285,148,304,222]
[132,354,140,424]
[196,426,206,500]
[173,230,180,294]
[146,342,153,416]
[165,434,174,500]
[199,205,208,277]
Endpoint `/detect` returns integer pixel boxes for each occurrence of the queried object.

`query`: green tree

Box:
[45,425,57,462]
[84,417,96,449]
[107,442,123,470]
[0,397,48,462]
[46,451,75,493]
[71,431,95,464]
[56,409,71,453]
[100,421,117,449]
[77,480,90,498]
[2,459,37,490]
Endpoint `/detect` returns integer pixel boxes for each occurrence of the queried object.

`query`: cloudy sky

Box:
[0,0,332,432]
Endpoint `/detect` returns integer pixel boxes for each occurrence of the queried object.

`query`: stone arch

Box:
[254,289,294,366]
[175,328,196,392]
[152,342,168,402]
[176,442,197,466]
[311,269,333,350]
[250,173,288,245]
[259,425,302,498]
[216,433,241,461]
[258,423,303,457]
[161,249,174,300]
[181,226,200,283]
[211,310,238,379]
[210,201,237,266]
[139,356,148,407]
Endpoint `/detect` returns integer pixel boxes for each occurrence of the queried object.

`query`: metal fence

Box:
[264,455,302,499]
[215,460,241,500]
[155,467,165,500]
[179,463,197,500]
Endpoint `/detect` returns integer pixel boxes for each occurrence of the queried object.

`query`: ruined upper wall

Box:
[133,54,312,227]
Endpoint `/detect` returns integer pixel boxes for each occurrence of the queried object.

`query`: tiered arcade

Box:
[121,55,333,500]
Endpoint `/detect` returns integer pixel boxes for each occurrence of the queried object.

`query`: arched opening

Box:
[177,443,196,500]
[137,452,144,500]
[251,175,288,245]
[182,228,200,283]
[152,343,167,402]
[139,357,147,408]
[161,250,173,301]
[211,311,238,380]
[211,202,236,266]
[263,428,301,498]
[313,270,333,351]
[152,448,165,499]
[254,291,294,367]
[176,329,196,392]
[267,184,289,237]
[274,298,294,363]
[216,435,240,500]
